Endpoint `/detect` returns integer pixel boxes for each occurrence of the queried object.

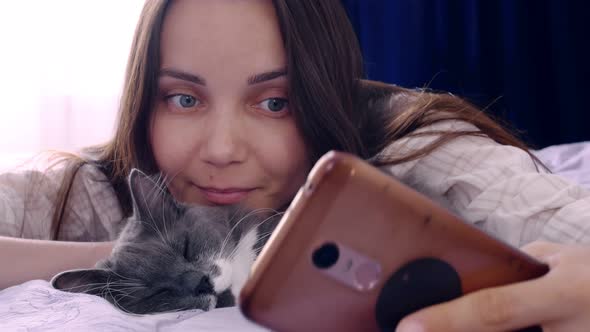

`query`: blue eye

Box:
[169,94,199,108]
[259,98,288,113]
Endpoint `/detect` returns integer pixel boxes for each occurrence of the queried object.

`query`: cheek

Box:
[255,121,310,191]
[150,112,194,174]
[150,112,200,199]
[267,141,307,177]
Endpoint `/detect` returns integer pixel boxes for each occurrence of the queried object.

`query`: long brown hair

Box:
[50,0,171,239]
[49,0,542,239]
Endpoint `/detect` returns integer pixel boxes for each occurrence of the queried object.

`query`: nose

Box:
[200,110,247,168]
[179,271,215,296]
[195,275,214,296]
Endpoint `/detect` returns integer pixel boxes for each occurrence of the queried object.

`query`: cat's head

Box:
[51,169,281,314]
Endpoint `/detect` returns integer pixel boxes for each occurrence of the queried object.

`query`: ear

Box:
[128,169,179,222]
[50,268,120,295]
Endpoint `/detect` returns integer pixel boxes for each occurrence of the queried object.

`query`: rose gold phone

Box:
[239,151,548,332]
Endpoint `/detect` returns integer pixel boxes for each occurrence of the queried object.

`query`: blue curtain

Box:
[341,0,590,148]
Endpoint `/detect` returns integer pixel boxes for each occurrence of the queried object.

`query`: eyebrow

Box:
[159,68,287,86]
[160,68,206,86]
[247,69,287,85]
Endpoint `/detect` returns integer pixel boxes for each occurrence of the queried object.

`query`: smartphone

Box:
[239,151,549,332]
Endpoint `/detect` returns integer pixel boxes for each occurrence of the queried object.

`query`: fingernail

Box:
[396,320,425,332]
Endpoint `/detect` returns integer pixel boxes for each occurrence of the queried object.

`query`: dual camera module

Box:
[311,241,382,293]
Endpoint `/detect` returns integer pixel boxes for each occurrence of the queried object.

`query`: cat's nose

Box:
[195,276,214,295]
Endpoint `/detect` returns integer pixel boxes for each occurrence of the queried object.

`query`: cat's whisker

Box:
[152,173,169,198]
[110,283,144,290]
[113,292,138,304]
[225,244,240,262]
[60,278,143,295]
[138,219,167,245]
[253,214,282,247]
[141,187,168,246]
[137,170,183,247]
[94,283,145,292]
[112,299,135,315]
[102,282,116,304]
[104,277,139,314]
[148,173,168,241]
[112,290,140,302]
[107,278,143,285]
[251,211,283,236]
[99,286,108,299]
[59,283,110,294]
[111,290,143,302]
[155,174,172,245]
[229,208,280,225]
[254,233,274,254]
[155,302,181,313]
[217,208,279,260]
[106,269,144,285]
[226,205,249,228]
[220,211,282,262]
[174,305,192,312]
[256,231,274,241]
[156,170,184,246]
[215,205,249,257]
[145,300,169,314]
[253,211,284,229]
[160,196,171,245]
[225,212,282,261]
[158,169,183,199]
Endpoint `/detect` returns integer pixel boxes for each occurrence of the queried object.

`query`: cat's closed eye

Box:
[145,287,174,301]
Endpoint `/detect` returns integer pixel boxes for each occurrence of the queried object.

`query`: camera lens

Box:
[312,242,339,269]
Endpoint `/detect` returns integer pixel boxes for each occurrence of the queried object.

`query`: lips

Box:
[196,186,256,205]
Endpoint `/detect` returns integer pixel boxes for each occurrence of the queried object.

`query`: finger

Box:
[396,275,569,332]
[520,240,563,260]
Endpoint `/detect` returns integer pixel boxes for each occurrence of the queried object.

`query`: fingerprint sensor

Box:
[354,261,381,291]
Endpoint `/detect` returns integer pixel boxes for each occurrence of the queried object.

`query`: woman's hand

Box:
[396,241,590,332]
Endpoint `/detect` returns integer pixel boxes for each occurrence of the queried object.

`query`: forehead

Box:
[160,0,286,80]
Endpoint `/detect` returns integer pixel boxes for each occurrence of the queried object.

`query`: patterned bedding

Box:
[0,280,266,331]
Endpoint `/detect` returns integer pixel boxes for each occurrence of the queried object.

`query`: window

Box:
[0,1,145,169]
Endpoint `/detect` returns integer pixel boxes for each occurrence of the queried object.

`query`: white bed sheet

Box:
[0,280,267,331]
[534,141,590,190]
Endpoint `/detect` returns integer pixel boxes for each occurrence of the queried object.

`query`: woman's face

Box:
[151,0,310,210]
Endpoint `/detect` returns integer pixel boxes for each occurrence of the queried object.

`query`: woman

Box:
[1,1,589,331]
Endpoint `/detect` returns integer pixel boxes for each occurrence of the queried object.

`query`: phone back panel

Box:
[240,151,548,332]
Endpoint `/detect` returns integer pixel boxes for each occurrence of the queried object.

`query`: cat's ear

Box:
[51,268,120,295]
[128,169,179,222]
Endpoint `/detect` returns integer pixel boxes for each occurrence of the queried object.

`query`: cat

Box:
[51,169,281,314]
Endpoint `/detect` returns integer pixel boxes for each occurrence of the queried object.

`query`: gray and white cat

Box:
[51,169,281,314]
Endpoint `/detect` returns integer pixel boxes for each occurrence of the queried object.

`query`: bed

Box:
[1,141,589,331]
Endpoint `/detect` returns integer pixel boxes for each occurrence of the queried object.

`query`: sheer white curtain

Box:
[0,0,145,168]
